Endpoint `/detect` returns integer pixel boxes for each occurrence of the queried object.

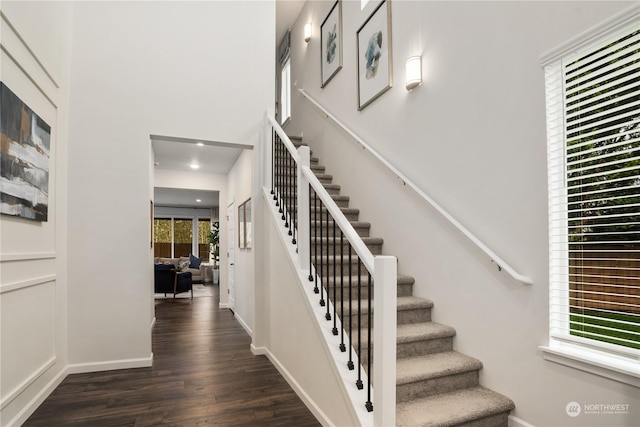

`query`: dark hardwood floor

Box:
[24,285,321,427]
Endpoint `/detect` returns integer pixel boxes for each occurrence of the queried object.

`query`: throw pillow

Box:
[189,254,202,269]
[179,260,190,271]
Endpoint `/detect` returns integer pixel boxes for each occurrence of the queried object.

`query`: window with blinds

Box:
[546,22,639,358]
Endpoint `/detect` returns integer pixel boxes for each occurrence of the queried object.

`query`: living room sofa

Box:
[154,255,205,283]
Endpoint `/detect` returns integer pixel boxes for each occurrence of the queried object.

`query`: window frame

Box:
[540,5,640,387]
[281,56,291,126]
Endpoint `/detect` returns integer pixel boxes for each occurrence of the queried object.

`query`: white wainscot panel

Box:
[0,258,56,291]
[0,280,56,409]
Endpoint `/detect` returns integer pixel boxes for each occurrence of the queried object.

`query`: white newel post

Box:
[264,110,275,190]
[297,146,311,274]
[374,255,397,427]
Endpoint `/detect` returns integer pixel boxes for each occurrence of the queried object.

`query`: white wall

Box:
[258,198,358,426]
[66,0,274,370]
[227,150,255,334]
[0,1,72,426]
[285,1,638,426]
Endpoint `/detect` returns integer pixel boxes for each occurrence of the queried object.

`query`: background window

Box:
[546,24,639,357]
[281,57,291,124]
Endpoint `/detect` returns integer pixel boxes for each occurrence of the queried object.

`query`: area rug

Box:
[154,283,214,299]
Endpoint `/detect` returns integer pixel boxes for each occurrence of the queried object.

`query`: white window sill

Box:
[540,342,640,388]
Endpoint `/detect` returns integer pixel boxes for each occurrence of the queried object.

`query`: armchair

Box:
[154,264,193,298]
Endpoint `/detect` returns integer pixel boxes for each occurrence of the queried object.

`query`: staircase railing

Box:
[298,89,533,286]
[265,111,397,426]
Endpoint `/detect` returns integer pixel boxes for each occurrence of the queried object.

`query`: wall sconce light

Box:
[304,23,312,43]
[405,56,422,91]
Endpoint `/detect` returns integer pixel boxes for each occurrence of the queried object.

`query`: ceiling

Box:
[151,135,252,209]
[151,135,248,175]
[154,187,219,208]
[276,0,305,47]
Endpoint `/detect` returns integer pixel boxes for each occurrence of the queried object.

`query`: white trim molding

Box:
[540,4,640,66]
[0,274,56,294]
[0,252,56,262]
[540,344,640,388]
[509,415,537,427]
[66,354,153,375]
[3,363,67,427]
[233,312,253,338]
[0,357,56,410]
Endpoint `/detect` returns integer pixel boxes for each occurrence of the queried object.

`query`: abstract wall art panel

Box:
[0,82,51,221]
[357,0,393,110]
[320,0,343,88]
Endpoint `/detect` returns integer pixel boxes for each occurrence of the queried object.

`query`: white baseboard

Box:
[260,347,332,427]
[509,415,536,427]
[219,302,230,309]
[250,344,267,356]
[66,353,153,375]
[5,365,67,427]
[233,312,253,338]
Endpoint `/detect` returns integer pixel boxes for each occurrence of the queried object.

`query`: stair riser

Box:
[336,307,432,329]
[397,371,480,403]
[278,185,341,196]
[316,280,412,298]
[311,222,370,237]
[458,412,510,427]
[311,241,382,255]
[274,162,325,174]
[312,209,359,221]
[398,308,432,325]
[274,192,349,207]
[398,337,454,359]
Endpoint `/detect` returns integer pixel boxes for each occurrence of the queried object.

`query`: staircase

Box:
[290,137,515,427]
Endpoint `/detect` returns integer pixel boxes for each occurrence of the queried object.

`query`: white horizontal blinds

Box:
[551,24,640,354]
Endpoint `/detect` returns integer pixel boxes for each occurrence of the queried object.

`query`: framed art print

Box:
[357,0,392,110]
[321,1,342,87]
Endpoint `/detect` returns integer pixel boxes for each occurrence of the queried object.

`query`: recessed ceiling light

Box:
[196,199,202,203]
[190,163,200,169]
[196,142,204,147]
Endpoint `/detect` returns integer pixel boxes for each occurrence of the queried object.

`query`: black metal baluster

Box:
[314,191,319,293]
[366,271,373,412]
[332,218,338,334]
[283,147,288,223]
[276,139,282,209]
[271,129,275,197]
[292,156,297,244]
[309,184,314,282]
[325,205,331,320]
[347,245,354,370]
[339,230,346,352]
[356,260,363,390]
[319,200,325,306]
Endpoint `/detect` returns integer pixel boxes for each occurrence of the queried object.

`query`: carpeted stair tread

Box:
[312,206,359,215]
[334,296,433,315]
[397,296,434,310]
[397,352,483,385]
[397,322,457,343]
[359,322,455,349]
[321,183,340,191]
[314,173,333,181]
[396,386,515,427]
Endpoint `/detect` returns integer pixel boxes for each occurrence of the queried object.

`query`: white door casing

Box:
[227,203,236,310]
